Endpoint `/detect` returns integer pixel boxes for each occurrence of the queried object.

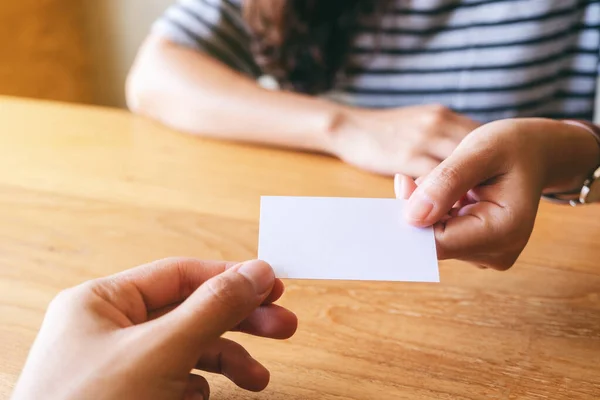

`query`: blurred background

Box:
[0,0,171,108]
[2,0,600,116]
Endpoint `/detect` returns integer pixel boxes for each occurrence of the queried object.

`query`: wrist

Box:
[321,104,368,156]
[536,119,600,194]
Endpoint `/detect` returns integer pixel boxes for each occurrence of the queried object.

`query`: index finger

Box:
[405,132,507,227]
[106,257,233,311]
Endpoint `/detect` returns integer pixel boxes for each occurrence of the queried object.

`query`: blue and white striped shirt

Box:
[153,0,600,122]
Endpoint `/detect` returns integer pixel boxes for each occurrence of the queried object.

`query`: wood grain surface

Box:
[0,1,90,103]
[0,96,599,399]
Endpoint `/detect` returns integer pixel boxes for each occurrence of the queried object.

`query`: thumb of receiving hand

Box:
[157,260,276,358]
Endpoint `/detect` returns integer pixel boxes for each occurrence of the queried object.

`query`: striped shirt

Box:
[153,0,600,122]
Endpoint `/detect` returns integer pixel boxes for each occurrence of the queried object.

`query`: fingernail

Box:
[190,393,205,400]
[237,260,274,295]
[406,192,434,224]
[394,174,402,198]
[394,174,412,200]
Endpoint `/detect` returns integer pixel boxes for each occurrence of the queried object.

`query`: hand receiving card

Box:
[258,196,439,282]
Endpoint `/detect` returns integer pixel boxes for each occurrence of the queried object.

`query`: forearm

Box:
[126,34,346,153]
[533,119,600,193]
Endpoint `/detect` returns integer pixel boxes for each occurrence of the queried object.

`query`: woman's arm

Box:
[126,34,342,152]
[126,34,480,177]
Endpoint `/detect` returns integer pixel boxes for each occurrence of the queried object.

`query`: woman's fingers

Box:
[434,201,502,260]
[405,135,506,227]
[394,174,417,199]
[433,201,525,270]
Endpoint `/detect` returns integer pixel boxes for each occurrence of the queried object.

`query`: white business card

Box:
[258,196,439,282]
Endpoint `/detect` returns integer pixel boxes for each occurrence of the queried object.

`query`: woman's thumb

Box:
[405,146,501,227]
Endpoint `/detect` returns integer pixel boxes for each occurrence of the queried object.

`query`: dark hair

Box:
[243,0,386,94]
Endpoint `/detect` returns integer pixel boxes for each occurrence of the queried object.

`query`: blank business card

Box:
[258,196,439,282]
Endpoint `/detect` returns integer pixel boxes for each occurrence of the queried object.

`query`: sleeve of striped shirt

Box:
[152,0,261,77]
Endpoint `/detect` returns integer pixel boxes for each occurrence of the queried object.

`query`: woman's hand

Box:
[329,104,480,177]
[11,258,297,400]
[396,118,600,270]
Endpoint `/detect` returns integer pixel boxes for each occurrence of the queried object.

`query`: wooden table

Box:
[1,96,599,399]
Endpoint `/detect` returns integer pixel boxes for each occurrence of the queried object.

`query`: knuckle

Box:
[422,104,451,126]
[428,104,451,116]
[429,164,462,193]
[86,278,119,304]
[403,145,421,161]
